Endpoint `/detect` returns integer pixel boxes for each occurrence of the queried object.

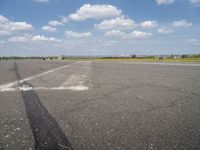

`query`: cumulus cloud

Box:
[65,30,92,38]
[0,15,33,37]
[7,35,61,43]
[69,4,122,21]
[0,15,62,44]
[140,21,158,28]
[158,26,174,33]
[48,20,63,26]
[95,16,136,30]
[105,30,127,39]
[172,20,192,28]
[0,15,8,24]
[190,0,200,6]
[8,36,29,42]
[61,17,68,23]
[188,38,198,42]
[104,29,153,40]
[156,0,200,6]
[0,31,11,36]
[31,35,61,42]
[42,26,57,32]
[188,38,199,45]
[156,0,175,5]
[130,30,152,39]
[33,0,49,3]
[4,22,33,32]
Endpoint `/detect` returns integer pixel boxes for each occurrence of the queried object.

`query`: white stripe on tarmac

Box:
[1,86,89,92]
[0,62,80,92]
[62,62,91,87]
[122,62,200,67]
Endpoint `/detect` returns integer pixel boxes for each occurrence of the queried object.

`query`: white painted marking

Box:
[19,85,33,91]
[36,86,89,91]
[0,61,92,92]
[0,86,89,92]
[60,61,91,91]
[62,75,86,87]
[1,87,16,92]
[122,62,200,67]
[66,86,89,91]
[0,62,79,92]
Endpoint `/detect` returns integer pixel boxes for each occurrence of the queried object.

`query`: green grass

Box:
[62,57,200,62]
[1,56,199,63]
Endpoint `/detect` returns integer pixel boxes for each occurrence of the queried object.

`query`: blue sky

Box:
[0,0,200,56]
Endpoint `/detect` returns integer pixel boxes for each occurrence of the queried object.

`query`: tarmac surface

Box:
[0,60,200,150]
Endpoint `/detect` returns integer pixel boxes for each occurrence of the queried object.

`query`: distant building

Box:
[58,55,64,60]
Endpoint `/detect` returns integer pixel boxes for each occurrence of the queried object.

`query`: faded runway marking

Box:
[1,86,89,92]
[61,62,91,91]
[0,62,79,92]
[0,61,91,92]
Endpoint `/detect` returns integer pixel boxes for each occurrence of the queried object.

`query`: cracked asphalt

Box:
[0,60,200,150]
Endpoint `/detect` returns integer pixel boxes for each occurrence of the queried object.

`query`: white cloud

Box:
[95,16,136,30]
[31,35,61,42]
[0,31,11,36]
[0,15,33,37]
[104,30,153,40]
[156,0,175,5]
[0,15,8,24]
[65,31,92,38]
[48,20,63,26]
[188,38,198,42]
[140,21,158,28]
[69,4,122,21]
[156,0,200,6]
[4,22,33,32]
[7,35,61,43]
[130,30,152,39]
[172,20,192,28]
[190,0,200,7]
[42,26,57,32]
[105,30,127,39]
[33,0,49,3]
[158,26,174,33]
[61,17,68,23]
[8,36,29,42]
[188,38,199,45]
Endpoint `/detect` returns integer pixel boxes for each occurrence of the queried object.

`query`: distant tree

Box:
[131,54,136,58]
[181,55,189,58]
[159,57,164,61]
[191,54,200,58]
[169,54,174,58]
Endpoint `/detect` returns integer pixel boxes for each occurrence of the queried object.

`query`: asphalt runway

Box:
[0,60,200,150]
